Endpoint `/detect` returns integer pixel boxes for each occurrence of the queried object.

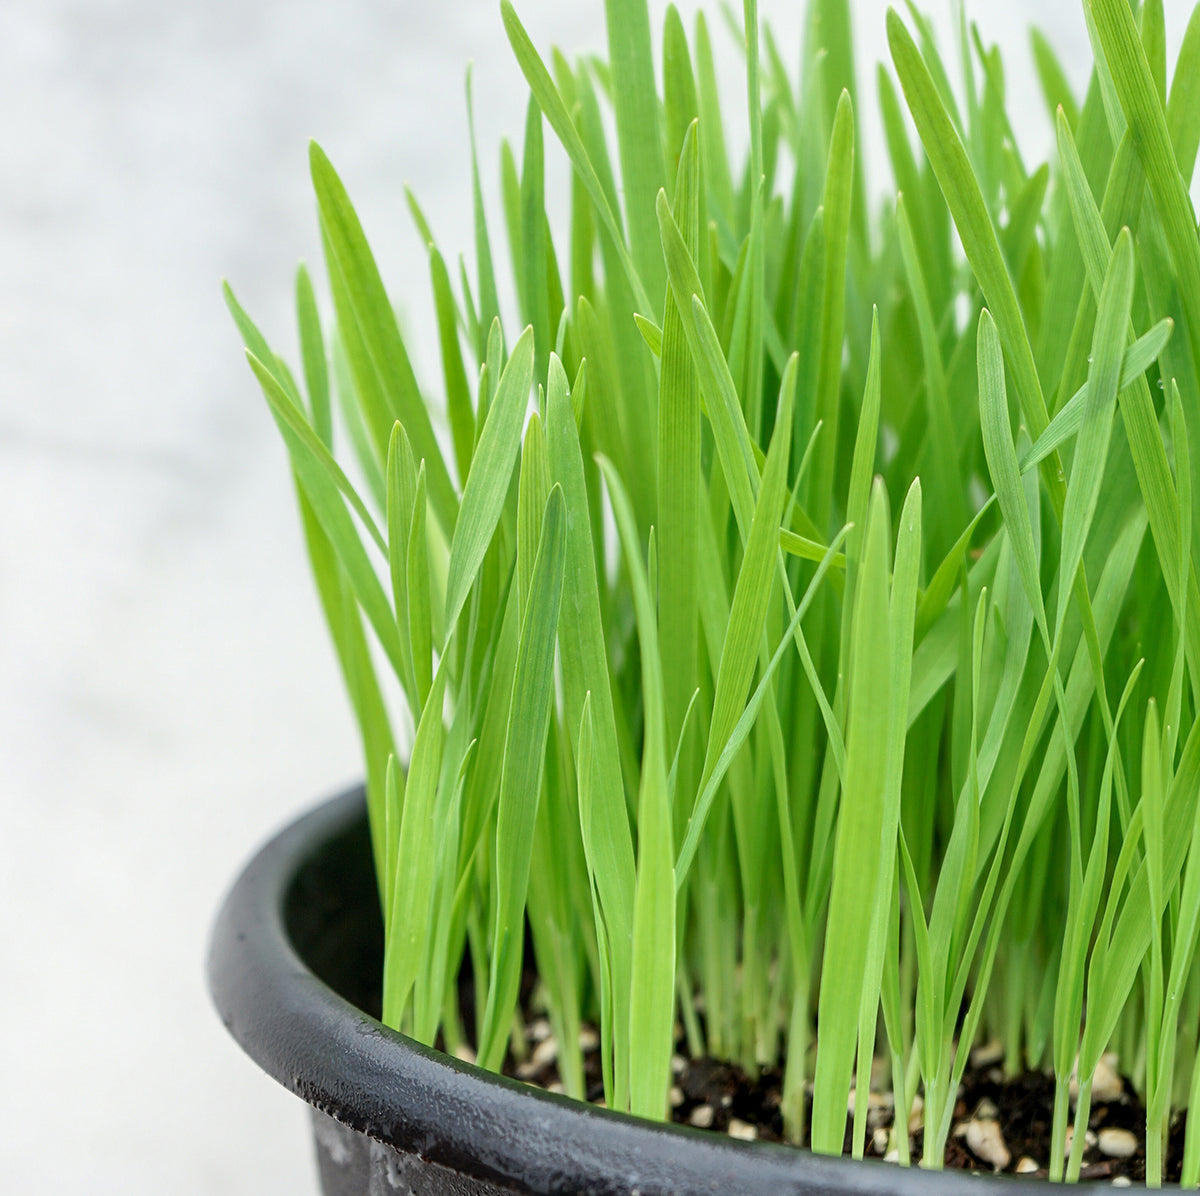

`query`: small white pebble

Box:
[1112,1177,1132,1188]
[884,1149,900,1163]
[965,1118,1012,1171]
[669,1085,685,1109]
[970,1039,1005,1068]
[547,1081,564,1094]
[453,1043,477,1066]
[975,1097,999,1120]
[1093,1055,1124,1103]
[578,1026,600,1052]
[530,1036,558,1068]
[873,1127,890,1154]
[528,1018,552,1043]
[720,1093,732,1109]
[689,1104,714,1129]
[1072,1053,1123,1104]
[1016,1157,1039,1174]
[953,1121,969,1140]
[1098,1127,1137,1159]
[728,1118,757,1141]
[908,1094,925,1135]
[1063,1126,1095,1157]
[671,1053,687,1076]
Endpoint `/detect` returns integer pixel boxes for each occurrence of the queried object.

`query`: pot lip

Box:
[208,785,1058,1195]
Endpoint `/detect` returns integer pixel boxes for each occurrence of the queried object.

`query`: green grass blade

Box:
[297,490,396,902]
[382,666,449,1029]
[500,1,652,317]
[427,244,476,488]
[444,326,535,643]
[545,383,636,1108]
[658,123,702,756]
[1167,3,1200,185]
[1020,317,1175,473]
[855,478,921,1155]
[1089,0,1200,379]
[888,9,1052,447]
[517,410,551,617]
[1031,27,1080,130]
[656,190,757,536]
[477,485,568,1070]
[466,67,502,361]
[520,96,552,386]
[1055,227,1135,636]
[678,522,853,886]
[812,479,892,1155]
[603,0,666,315]
[386,423,418,703]
[599,460,676,1120]
[809,90,855,528]
[295,263,332,446]
[241,338,386,555]
[245,352,405,678]
[977,311,1048,634]
[407,464,433,710]
[696,355,795,810]
[310,141,458,535]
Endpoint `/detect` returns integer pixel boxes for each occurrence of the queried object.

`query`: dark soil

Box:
[367,931,1180,1184]
[496,1016,1188,1184]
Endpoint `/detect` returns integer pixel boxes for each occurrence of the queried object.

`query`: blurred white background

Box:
[0,1,1189,1191]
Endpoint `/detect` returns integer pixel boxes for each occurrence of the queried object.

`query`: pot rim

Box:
[208,784,1061,1195]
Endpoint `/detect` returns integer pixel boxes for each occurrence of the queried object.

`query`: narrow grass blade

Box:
[602,0,666,314]
[477,485,568,1070]
[382,666,449,1029]
[1055,227,1135,635]
[695,355,794,820]
[809,90,855,528]
[812,480,892,1155]
[1020,317,1174,473]
[500,0,652,316]
[295,263,332,446]
[657,121,702,759]
[310,142,458,535]
[1089,0,1200,378]
[245,352,405,678]
[889,10,1052,447]
[977,310,1047,634]
[444,325,535,642]
[427,243,475,488]
[600,460,676,1120]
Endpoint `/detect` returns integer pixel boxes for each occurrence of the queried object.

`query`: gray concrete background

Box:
[0,1,1186,1191]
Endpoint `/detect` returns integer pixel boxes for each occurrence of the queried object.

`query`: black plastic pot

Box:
[209,786,1058,1194]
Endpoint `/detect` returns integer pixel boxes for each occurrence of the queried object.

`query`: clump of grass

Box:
[227,0,1200,1181]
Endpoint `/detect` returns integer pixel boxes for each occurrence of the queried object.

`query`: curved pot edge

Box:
[207,785,1064,1195]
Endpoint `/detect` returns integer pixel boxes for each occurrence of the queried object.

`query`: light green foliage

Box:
[228,0,1200,1178]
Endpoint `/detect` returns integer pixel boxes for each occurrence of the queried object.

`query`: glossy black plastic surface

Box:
[209,786,1063,1194]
